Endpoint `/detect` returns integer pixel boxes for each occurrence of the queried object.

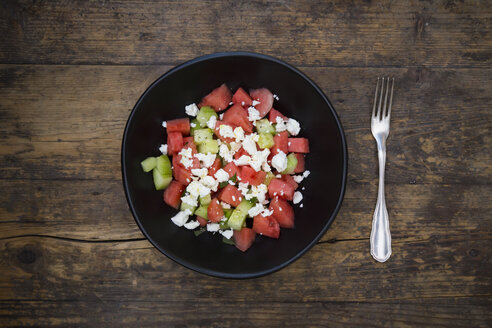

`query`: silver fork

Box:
[370,77,394,262]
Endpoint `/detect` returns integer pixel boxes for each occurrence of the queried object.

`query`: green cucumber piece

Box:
[194,228,206,236]
[223,208,233,219]
[219,219,229,230]
[196,106,218,127]
[180,202,196,214]
[156,155,172,176]
[152,168,172,190]
[264,172,276,186]
[282,153,299,174]
[228,210,247,230]
[193,128,213,145]
[222,236,235,245]
[255,119,276,134]
[257,133,274,149]
[190,118,200,136]
[198,139,219,154]
[228,199,254,230]
[199,194,211,206]
[194,204,208,220]
[140,157,156,172]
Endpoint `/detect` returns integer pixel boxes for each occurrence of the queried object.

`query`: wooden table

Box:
[1,1,491,327]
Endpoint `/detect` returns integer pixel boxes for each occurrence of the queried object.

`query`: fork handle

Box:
[370,138,392,262]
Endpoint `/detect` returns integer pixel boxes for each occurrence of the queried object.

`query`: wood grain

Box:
[0,0,490,68]
[1,0,491,326]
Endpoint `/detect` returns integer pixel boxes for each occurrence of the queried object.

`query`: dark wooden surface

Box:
[1,1,491,327]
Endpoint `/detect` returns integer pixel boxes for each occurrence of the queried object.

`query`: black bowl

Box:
[122,52,347,278]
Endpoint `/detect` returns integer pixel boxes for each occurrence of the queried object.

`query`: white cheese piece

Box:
[159,144,168,155]
[219,144,233,163]
[207,115,217,129]
[247,106,261,122]
[219,113,224,120]
[186,181,211,198]
[220,202,231,209]
[200,176,218,191]
[214,168,229,182]
[242,134,258,156]
[300,204,304,208]
[286,118,301,136]
[184,220,200,230]
[252,100,261,106]
[185,103,199,117]
[275,116,287,132]
[273,94,279,101]
[261,208,274,217]
[293,191,303,204]
[233,126,245,142]
[194,153,216,168]
[181,194,198,207]
[234,155,251,166]
[207,223,220,232]
[221,229,234,239]
[271,151,288,172]
[170,210,192,227]
[248,203,264,217]
[162,121,167,128]
[191,168,208,178]
[219,124,235,139]
[303,170,311,178]
[293,175,304,183]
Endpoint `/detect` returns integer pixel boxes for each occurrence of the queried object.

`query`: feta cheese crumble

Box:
[162,121,167,128]
[303,170,311,178]
[207,223,220,232]
[247,106,261,122]
[171,209,192,227]
[207,115,217,129]
[159,144,168,155]
[214,168,229,182]
[252,100,261,106]
[191,168,208,178]
[275,116,287,132]
[194,153,216,168]
[185,103,199,117]
[233,126,245,142]
[293,175,304,183]
[221,229,234,239]
[234,155,251,166]
[178,147,194,168]
[181,194,198,207]
[248,203,264,217]
[293,191,303,204]
[286,118,301,136]
[271,150,288,172]
[184,220,200,230]
[219,124,235,139]
[261,208,274,217]
[273,94,279,101]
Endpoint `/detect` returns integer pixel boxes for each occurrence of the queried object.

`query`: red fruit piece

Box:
[223,162,239,178]
[240,166,266,186]
[214,121,236,143]
[233,228,256,252]
[163,180,185,209]
[208,157,222,176]
[267,178,295,201]
[196,216,208,227]
[293,153,305,173]
[269,197,295,228]
[281,174,299,190]
[166,118,190,135]
[218,185,242,207]
[232,87,253,107]
[269,131,288,158]
[207,198,224,223]
[222,104,253,133]
[167,132,183,155]
[199,83,232,112]
[253,214,280,239]
[249,88,274,118]
[269,107,287,123]
[288,138,310,153]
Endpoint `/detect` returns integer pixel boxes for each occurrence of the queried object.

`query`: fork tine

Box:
[377,77,384,119]
[372,77,380,117]
[383,76,390,118]
[387,77,395,118]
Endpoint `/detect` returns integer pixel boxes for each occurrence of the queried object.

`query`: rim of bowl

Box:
[121,51,348,279]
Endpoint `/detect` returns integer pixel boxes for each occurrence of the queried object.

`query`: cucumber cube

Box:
[223,208,233,219]
[156,155,172,176]
[180,202,196,214]
[193,128,213,145]
[198,139,219,154]
[264,172,276,186]
[190,118,200,136]
[194,204,209,220]
[197,106,218,128]
[152,168,172,190]
[228,209,247,230]
[257,133,274,149]
[236,199,254,215]
[282,153,299,174]
[199,194,211,206]
[140,157,156,172]
[255,119,276,134]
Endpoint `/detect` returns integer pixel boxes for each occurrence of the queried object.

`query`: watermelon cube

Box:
[253,214,280,239]
[218,185,242,207]
[288,138,310,153]
[240,165,266,186]
[293,153,305,173]
[222,104,253,133]
[269,197,294,228]
[207,198,224,223]
[249,88,273,118]
[268,178,295,201]
[199,83,232,112]
[166,118,190,135]
[163,180,185,209]
[233,228,256,252]
[268,107,287,123]
[232,87,252,107]
[167,132,183,154]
